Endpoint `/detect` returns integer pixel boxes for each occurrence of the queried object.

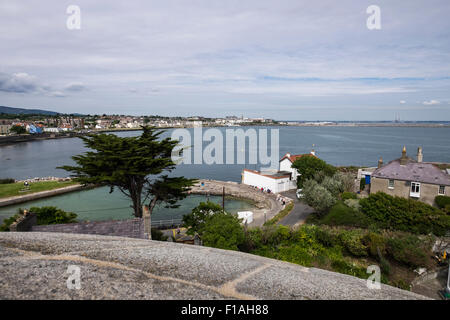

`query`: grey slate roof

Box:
[372,158,450,186]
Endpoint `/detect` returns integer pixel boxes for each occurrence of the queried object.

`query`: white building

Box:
[241,151,317,193]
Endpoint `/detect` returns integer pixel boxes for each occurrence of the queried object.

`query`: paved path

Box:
[0,184,86,207]
[0,232,428,300]
[278,190,315,227]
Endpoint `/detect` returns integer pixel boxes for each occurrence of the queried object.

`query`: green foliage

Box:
[360,178,366,191]
[330,260,368,278]
[0,214,21,231]
[386,235,432,268]
[360,192,450,236]
[263,202,294,226]
[151,228,168,241]
[343,199,361,212]
[320,202,369,228]
[58,126,196,218]
[337,229,368,257]
[363,232,387,257]
[0,178,15,184]
[302,179,336,214]
[29,206,78,225]
[182,201,224,236]
[201,213,245,251]
[10,125,26,134]
[291,156,336,188]
[435,195,450,209]
[341,192,357,200]
[0,206,77,231]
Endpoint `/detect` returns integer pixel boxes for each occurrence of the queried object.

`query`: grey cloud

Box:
[64,82,86,92]
[0,72,39,93]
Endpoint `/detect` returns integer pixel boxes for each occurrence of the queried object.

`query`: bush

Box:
[0,214,21,231]
[330,260,367,278]
[151,228,168,241]
[360,192,450,236]
[201,213,245,251]
[320,202,369,228]
[435,195,450,209]
[341,192,357,200]
[386,236,431,268]
[337,230,368,257]
[302,179,336,215]
[363,232,386,257]
[182,201,224,236]
[29,206,78,225]
[360,178,366,191]
[0,178,15,184]
[343,199,361,212]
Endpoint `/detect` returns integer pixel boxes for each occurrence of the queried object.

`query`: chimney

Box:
[400,146,408,165]
[310,144,316,156]
[417,147,423,163]
[378,157,383,168]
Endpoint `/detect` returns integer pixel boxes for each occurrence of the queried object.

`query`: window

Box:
[410,182,420,197]
[439,185,445,195]
[388,180,394,189]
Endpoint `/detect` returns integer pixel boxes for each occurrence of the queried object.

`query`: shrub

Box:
[363,232,386,257]
[334,172,355,193]
[435,195,450,209]
[29,206,78,225]
[0,178,15,184]
[302,179,336,215]
[360,192,450,236]
[338,230,368,257]
[314,227,337,247]
[343,199,361,212]
[201,213,245,251]
[0,214,21,231]
[360,178,366,191]
[320,202,369,228]
[322,175,343,197]
[331,260,367,278]
[386,236,431,268]
[182,201,224,236]
[341,192,357,200]
[151,228,168,241]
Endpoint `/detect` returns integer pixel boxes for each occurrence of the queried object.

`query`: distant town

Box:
[2,110,450,136]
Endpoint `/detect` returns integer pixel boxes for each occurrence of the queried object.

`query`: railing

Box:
[151,218,183,229]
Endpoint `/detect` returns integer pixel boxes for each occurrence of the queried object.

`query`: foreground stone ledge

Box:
[0,232,429,300]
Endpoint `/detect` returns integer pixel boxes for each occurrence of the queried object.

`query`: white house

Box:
[241,151,317,193]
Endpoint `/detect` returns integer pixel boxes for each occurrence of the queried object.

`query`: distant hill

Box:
[0,106,60,115]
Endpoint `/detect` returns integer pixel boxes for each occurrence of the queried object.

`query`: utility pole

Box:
[222,186,225,213]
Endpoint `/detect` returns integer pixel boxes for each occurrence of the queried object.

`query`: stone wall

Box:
[32,218,146,239]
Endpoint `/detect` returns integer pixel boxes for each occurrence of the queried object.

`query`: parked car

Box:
[296,188,304,199]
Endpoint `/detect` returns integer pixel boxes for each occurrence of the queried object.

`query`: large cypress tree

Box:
[59,126,196,223]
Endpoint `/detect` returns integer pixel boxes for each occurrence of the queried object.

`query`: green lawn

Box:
[0,180,78,199]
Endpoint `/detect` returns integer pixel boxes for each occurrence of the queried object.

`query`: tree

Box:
[201,213,245,251]
[182,201,224,236]
[10,125,26,134]
[59,126,196,232]
[291,156,336,188]
[302,179,336,215]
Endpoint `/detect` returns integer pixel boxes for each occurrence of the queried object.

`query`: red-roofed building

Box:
[241,150,317,193]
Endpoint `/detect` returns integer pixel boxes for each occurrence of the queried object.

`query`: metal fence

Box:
[151,218,183,229]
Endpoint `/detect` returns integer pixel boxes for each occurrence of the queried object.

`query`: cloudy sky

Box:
[1,0,449,120]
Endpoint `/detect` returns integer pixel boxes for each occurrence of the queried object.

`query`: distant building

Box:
[370,146,450,205]
[241,151,316,193]
[0,124,11,135]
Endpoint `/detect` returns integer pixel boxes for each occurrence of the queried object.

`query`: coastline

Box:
[2,122,450,147]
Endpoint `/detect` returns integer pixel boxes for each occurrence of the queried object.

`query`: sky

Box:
[0,0,449,121]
